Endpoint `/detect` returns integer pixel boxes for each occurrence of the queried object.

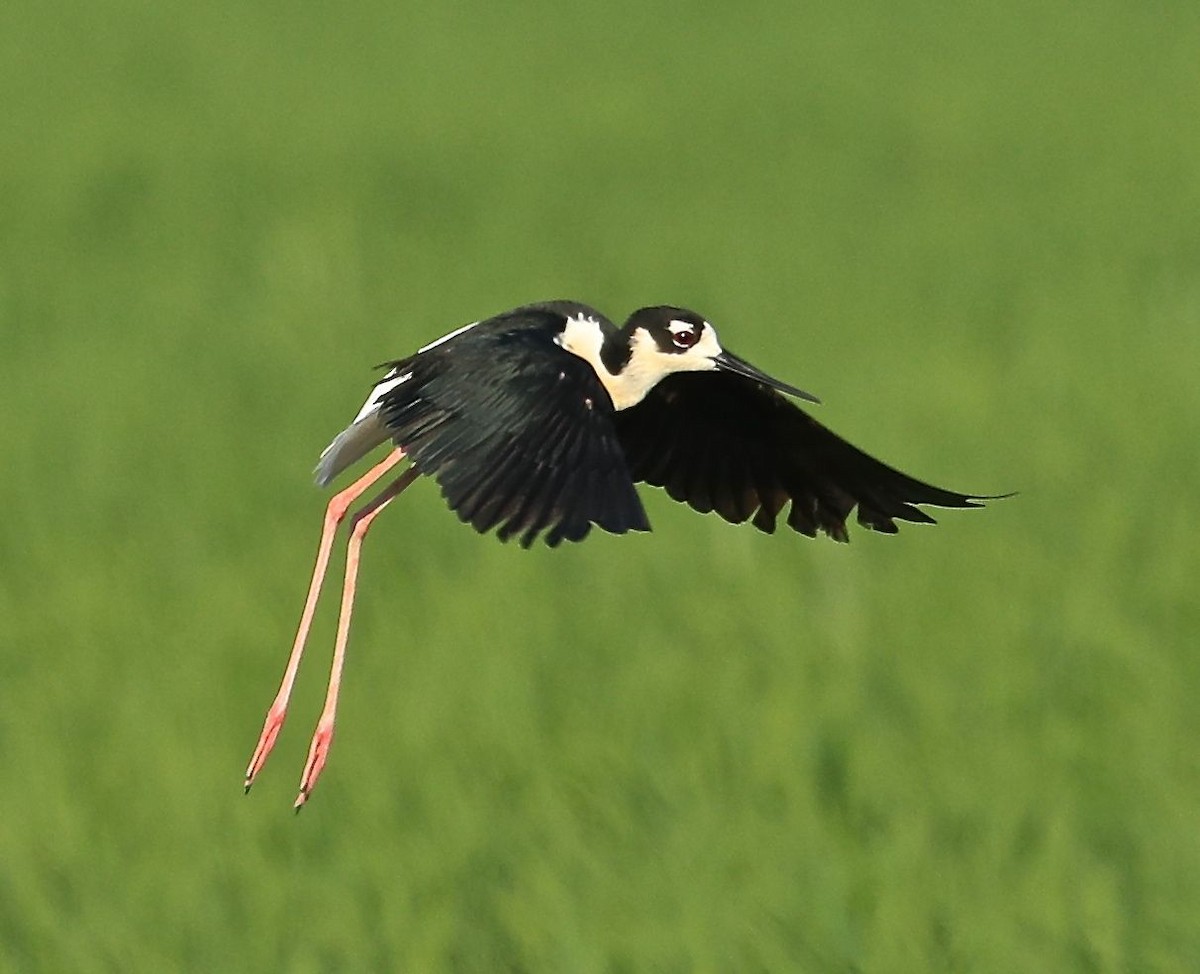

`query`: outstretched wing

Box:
[614,370,989,541]
[379,316,650,548]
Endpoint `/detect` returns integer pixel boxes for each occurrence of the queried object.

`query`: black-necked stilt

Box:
[245,300,999,807]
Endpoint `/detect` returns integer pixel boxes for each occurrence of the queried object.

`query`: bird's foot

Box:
[293,718,334,810]
[244,705,286,793]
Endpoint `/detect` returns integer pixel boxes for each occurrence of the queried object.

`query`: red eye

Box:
[671,325,700,349]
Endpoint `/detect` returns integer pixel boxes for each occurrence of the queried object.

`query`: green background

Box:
[3,1,1198,970]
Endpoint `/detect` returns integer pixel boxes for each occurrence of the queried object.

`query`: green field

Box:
[3,1,1198,970]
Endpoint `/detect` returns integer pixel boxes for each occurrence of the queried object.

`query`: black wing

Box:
[614,370,988,542]
[380,316,649,548]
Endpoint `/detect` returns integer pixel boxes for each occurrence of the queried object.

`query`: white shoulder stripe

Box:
[418,320,479,354]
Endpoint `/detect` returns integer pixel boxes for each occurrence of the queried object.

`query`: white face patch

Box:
[557,313,726,411]
[667,318,710,350]
[688,323,722,360]
[417,320,479,354]
[351,369,412,423]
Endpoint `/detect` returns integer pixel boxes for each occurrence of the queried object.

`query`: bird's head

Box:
[622,306,820,404]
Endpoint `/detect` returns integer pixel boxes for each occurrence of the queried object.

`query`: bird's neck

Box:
[557,317,660,411]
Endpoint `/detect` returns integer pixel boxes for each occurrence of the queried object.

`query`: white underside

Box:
[312,319,484,487]
[314,320,480,486]
[314,411,391,486]
[314,368,412,486]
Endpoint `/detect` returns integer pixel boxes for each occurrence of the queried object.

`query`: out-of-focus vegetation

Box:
[2,1,1198,969]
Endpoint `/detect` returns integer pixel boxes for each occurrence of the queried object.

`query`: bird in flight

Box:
[244,300,998,807]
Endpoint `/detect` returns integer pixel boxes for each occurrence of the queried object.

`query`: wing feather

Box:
[615,370,992,542]
[379,312,650,547]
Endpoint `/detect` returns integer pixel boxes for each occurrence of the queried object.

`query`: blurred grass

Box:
[2,0,1199,970]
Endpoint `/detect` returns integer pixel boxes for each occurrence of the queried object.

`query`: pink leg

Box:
[294,465,421,809]
[244,448,407,793]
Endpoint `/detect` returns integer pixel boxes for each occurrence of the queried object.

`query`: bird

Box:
[244,300,999,808]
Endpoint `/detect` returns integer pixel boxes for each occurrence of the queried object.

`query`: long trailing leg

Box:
[294,464,422,809]
[244,448,407,793]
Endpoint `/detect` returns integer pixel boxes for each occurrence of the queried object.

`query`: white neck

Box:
[556,316,717,410]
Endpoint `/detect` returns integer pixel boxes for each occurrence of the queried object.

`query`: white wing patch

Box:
[418,320,479,354]
[352,369,413,423]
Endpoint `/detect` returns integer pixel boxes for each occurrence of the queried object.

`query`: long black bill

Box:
[714,351,821,404]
